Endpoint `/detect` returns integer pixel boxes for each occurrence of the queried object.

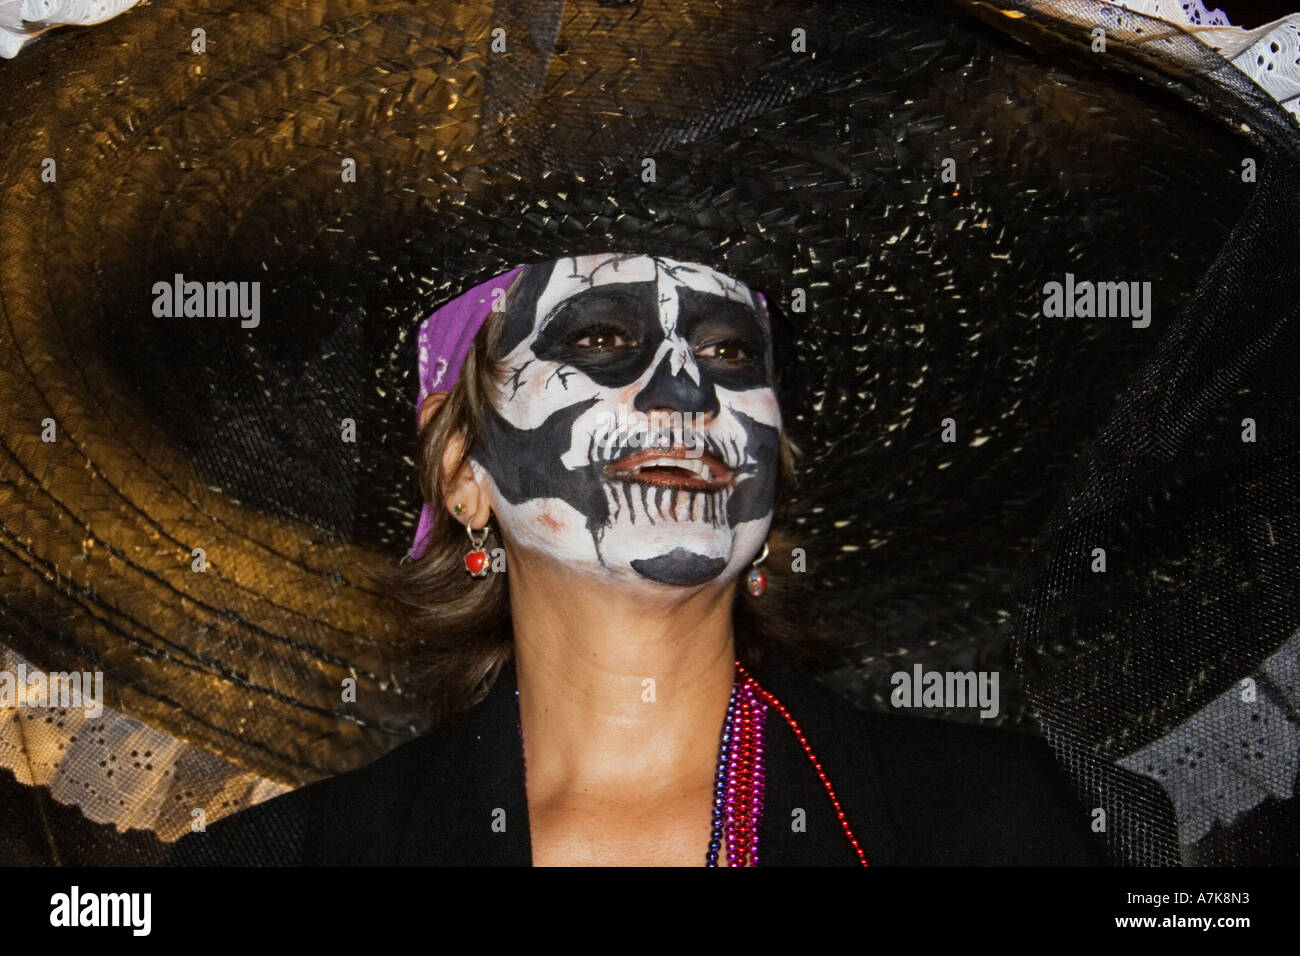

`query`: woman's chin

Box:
[571,530,738,587]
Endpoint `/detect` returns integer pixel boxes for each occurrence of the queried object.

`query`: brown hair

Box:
[376,273,818,725]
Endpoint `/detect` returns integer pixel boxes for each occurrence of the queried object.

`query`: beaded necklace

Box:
[708,670,767,865]
[516,660,869,866]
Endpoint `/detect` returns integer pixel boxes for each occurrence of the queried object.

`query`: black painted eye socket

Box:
[568,322,640,352]
[695,337,759,368]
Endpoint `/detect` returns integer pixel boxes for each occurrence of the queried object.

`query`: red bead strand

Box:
[727,683,757,866]
[736,662,870,867]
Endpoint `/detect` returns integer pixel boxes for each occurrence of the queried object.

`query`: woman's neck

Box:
[508,556,737,863]
[511,558,736,786]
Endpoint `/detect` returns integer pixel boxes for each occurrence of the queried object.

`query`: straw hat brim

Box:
[1,0,1296,845]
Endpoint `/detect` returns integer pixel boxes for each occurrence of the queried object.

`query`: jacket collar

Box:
[399,663,533,865]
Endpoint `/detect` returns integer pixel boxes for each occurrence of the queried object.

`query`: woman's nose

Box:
[633,349,720,418]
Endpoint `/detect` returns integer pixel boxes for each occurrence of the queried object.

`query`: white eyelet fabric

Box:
[1,646,290,843]
[0,0,141,58]
[1095,1,1300,122]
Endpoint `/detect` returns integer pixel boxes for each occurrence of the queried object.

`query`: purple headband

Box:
[407,265,526,560]
[405,261,769,561]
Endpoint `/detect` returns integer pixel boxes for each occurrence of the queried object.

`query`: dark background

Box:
[1220,1,1296,26]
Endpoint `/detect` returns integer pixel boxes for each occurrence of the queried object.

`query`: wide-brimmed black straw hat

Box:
[1,0,1298,865]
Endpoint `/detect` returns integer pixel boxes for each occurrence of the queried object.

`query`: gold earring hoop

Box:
[466,520,489,551]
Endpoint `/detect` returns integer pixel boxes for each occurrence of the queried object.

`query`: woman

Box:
[167,251,1108,866]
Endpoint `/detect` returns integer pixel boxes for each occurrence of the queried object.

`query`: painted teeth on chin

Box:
[598,481,733,530]
[622,478,636,524]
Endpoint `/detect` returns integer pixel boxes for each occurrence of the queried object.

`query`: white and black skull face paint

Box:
[470,253,781,590]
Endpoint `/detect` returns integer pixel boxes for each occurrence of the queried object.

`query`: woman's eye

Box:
[571,327,638,351]
[695,339,756,365]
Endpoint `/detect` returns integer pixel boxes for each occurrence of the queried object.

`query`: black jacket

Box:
[168,651,1111,866]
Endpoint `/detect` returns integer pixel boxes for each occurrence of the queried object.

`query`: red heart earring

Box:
[464,519,491,577]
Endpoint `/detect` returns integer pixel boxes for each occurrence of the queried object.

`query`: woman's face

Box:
[471,253,781,590]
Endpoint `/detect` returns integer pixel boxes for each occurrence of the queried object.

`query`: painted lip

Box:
[603,445,734,491]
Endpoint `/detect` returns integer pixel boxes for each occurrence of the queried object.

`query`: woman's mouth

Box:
[603,447,734,491]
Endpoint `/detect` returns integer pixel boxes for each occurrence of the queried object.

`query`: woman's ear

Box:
[435,407,494,529]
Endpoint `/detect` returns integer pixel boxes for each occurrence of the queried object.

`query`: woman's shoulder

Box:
[166,729,449,866]
[750,650,1112,865]
[167,669,528,866]
[859,708,1110,864]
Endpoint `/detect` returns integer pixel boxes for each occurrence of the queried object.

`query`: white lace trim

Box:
[0,0,141,59]
[1118,628,1300,848]
[1090,1,1300,121]
[0,646,290,843]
